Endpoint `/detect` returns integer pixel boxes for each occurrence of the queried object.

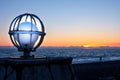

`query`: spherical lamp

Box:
[8,13,46,58]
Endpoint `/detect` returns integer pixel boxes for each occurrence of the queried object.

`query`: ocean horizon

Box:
[0,46,120,60]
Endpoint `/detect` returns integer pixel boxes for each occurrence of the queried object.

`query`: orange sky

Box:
[0,36,120,47]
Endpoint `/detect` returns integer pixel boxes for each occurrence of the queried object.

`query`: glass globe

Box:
[9,13,46,58]
[14,22,38,49]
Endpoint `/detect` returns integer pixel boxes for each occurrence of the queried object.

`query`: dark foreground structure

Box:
[0,57,120,80]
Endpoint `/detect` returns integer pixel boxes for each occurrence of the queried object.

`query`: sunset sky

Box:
[0,0,120,47]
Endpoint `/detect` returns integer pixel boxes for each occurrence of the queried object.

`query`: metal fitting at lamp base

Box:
[21,51,34,58]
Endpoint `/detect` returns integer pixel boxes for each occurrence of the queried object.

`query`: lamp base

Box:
[21,51,34,59]
[20,55,34,59]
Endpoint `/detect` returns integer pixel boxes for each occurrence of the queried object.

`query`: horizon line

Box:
[0,45,120,48]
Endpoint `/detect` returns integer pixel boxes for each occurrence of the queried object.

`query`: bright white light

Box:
[14,22,38,49]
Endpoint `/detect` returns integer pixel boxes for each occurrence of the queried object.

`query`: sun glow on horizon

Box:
[83,45,93,48]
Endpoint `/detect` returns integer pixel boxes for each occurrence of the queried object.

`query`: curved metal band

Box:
[9,31,46,35]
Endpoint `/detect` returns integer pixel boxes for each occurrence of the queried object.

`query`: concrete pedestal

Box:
[0,57,73,80]
[1,57,120,80]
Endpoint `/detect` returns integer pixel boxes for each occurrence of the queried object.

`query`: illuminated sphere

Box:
[9,13,46,54]
[14,22,38,49]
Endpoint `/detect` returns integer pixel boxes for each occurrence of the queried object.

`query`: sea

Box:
[0,46,120,62]
[0,46,120,80]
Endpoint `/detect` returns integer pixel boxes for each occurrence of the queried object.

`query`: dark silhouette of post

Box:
[100,56,102,62]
